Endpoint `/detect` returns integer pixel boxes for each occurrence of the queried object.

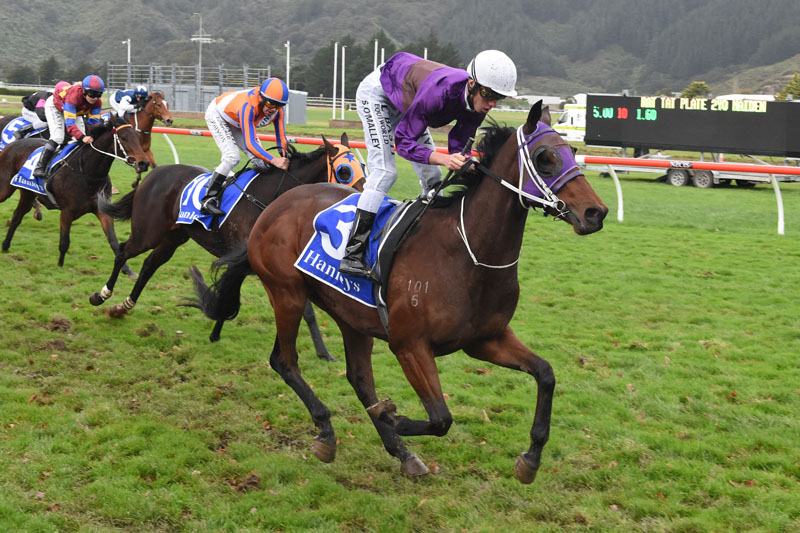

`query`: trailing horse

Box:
[188,101,608,482]
[89,134,365,358]
[128,90,174,172]
[0,114,150,272]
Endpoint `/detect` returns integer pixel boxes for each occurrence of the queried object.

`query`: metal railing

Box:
[106,63,272,91]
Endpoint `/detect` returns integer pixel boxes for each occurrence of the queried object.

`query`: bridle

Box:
[455,123,583,269]
[132,93,170,133]
[88,123,139,166]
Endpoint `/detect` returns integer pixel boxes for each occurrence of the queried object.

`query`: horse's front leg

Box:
[95,211,137,280]
[463,326,555,484]
[2,191,36,252]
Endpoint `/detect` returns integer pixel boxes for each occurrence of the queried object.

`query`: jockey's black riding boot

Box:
[199,172,226,217]
[338,208,378,280]
[13,124,34,140]
[32,140,58,180]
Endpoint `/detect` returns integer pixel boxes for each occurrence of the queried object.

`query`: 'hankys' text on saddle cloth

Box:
[294,193,397,307]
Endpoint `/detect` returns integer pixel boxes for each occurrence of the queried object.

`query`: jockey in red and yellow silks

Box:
[200,77,290,217]
[34,75,106,192]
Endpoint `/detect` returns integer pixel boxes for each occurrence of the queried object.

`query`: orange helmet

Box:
[259,78,289,107]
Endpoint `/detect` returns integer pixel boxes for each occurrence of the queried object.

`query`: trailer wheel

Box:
[692,170,714,188]
[666,169,689,186]
[736,180,756,188]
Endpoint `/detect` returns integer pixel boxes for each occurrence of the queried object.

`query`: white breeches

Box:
[355,67,441,214]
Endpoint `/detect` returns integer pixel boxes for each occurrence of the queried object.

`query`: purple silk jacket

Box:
[379,52,486,165]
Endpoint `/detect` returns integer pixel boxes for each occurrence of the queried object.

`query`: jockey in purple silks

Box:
[339,50,518,280]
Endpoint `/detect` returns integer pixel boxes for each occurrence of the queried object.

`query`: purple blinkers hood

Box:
[518,122,583,204]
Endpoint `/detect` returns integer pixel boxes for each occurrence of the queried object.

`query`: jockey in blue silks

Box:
[109,85,149,118]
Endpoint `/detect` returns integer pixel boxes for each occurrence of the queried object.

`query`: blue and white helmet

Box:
[134,85,148,98]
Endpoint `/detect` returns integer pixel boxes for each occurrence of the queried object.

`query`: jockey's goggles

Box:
[478,85,506,102]
[262,98,286,109]
[85,90,103,99]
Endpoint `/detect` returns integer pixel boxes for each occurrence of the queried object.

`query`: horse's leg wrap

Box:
[122,297,136,311]
[366,397,397,423]
[100,285,113,301]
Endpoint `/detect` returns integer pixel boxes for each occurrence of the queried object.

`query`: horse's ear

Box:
[341,132,350,147]
[322,134,337,156]
[524,100,543,135]
[541,105,552,127]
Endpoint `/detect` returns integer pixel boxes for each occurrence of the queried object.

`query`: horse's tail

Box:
[184,243,254,322]
[98,189,135,221]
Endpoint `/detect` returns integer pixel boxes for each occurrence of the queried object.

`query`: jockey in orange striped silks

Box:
[200,77,290,216]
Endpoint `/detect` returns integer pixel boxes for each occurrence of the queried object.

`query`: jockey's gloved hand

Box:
[251,159,270,173]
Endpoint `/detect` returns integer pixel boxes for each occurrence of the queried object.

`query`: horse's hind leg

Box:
[303,300,337,362]
[95,211,137,280]
[463,326,555,484]
[338,323,428,476]
[2,192,35,252]
[267,288,337,463]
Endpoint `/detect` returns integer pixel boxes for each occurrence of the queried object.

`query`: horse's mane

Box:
[444,119,515,200]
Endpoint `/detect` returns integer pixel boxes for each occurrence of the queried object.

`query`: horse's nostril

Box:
[586,206,607,224]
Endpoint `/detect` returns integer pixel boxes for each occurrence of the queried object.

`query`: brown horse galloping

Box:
[0,114,150,271]
[189,102,608,482]
[128,90,174,171]
[89,134,365,357]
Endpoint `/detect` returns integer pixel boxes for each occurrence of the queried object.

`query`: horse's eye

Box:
[533,146,561,179]
[336,165,353,184]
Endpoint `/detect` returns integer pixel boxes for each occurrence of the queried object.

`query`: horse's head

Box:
[514,101,607,235]
[107,114,151,173]
[147,91,174,127]
[322,133,366,191]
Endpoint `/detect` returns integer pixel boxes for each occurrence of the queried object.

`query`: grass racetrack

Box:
[0,106,799,531]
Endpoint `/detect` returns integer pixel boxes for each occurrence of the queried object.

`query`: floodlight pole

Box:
[332,42,338,119]
[341,45,346,120]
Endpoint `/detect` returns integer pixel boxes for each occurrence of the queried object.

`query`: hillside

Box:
[2,0,800,97]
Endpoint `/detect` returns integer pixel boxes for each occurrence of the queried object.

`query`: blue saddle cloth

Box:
[0,118,47,150]
[294,193,398,307]
[176,170,260,230]
[10,143,81,194]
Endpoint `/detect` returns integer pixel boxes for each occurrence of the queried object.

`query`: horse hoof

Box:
[106,305,130,319]
[89,292,105,306]
[126,271,139,281]
[317,351,339,363]
[401,455,430,477]
[33,211,42,221]
[514,452,539,484]
[311,438,336,463]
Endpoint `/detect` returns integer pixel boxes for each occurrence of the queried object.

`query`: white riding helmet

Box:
[467,50,518,97]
